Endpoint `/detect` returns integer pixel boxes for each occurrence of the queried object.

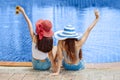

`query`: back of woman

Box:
[58,38,85,71]
[16,6,54,71]
[31,20,54,70]
[61,39,82,64]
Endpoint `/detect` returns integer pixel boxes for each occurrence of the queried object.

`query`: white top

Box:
[32,42,48,60]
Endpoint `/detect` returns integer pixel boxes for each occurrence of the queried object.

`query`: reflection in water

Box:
[0,1,33,61]
[0,0,120,63]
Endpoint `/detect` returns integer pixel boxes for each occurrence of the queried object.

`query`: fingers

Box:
[16,6,20,14]
[16,6,24,14]
[16,6,20,10]
[94,9,99,19]
[49,73,59,76]
[16,6,21,11]
[16,9,19,14]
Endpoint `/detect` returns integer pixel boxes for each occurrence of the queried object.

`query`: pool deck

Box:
[0,62,120,80]
[0,47,120,80]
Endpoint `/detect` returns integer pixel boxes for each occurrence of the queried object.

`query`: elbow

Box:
[54,55,62,63]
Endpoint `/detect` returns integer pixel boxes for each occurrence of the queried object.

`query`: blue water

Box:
[0,0,120,63]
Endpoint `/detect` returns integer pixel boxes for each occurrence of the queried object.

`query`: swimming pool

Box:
[0,0,120,63]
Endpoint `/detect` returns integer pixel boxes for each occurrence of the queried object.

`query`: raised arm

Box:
[78,10,99,47]
[16,6,35,40]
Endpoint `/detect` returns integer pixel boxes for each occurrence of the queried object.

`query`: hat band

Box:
[58,32,78,37]
[63,31,76,35]
[64,28,75,32]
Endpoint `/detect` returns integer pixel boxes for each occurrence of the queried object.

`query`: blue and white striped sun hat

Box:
[54,25,82,40]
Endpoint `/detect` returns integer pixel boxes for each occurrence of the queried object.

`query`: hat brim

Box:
[54,30,82,40]
[43,30,54,37]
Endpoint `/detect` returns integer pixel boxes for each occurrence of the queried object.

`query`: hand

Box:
[51,62,58,73]
[49,72,59,76]
[16,6,25,14]
[94,10,99,19]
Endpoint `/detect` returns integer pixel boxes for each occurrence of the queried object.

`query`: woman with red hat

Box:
[16,6,55,70]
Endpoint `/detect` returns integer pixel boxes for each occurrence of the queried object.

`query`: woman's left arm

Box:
[48,50,54,64]
[50,41,63,76]
[48,50,56,72]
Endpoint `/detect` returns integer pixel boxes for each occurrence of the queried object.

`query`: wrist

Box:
[96,16,99,19]
[22,11,26,15]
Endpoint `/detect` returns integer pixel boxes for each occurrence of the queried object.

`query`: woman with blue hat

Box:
[51,10,99,75]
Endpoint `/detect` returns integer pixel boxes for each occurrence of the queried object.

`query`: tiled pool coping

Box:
[0,62,120,69]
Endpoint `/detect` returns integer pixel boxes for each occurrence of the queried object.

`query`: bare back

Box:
[60,40,81,64]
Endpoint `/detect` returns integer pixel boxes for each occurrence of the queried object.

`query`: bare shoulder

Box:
[58,40,62,43]
[58,40,63,46]
[58,40,64,50]
[59,40,64,46]
[75,40,82,49]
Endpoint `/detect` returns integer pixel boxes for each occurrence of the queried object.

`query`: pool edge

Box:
[0,62,120,69]
[0,62,32,67]
[86,62,120,69]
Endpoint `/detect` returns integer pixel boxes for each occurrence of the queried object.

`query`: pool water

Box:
[0,0,120,63]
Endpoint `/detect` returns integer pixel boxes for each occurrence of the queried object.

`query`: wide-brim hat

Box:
[36,19,53,38]
[54,25,82,40]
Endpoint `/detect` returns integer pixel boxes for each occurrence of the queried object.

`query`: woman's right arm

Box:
[78,10,99,48]
[16,6,35,40]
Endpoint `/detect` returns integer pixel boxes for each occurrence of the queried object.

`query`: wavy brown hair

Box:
[64,38,82,62]
[79,49,82,60]
[37,36,53,53]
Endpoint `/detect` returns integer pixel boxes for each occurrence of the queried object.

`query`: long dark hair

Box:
[64,38,82,62]
[79,48,82,60]
[37,36,53,53]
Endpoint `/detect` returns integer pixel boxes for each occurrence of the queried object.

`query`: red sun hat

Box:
[36,19,53,40]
